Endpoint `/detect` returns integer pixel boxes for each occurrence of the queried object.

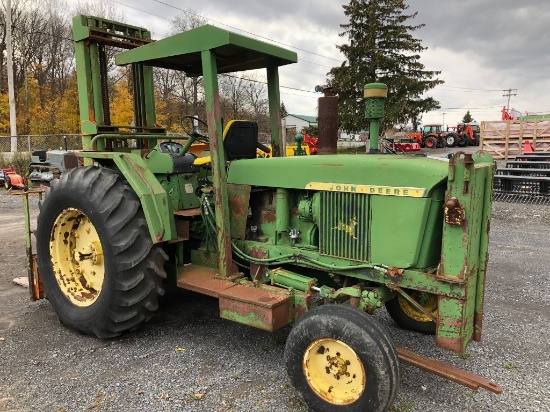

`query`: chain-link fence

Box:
[0,135,83,153]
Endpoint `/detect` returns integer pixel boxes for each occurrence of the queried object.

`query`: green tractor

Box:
[29,15,500,411]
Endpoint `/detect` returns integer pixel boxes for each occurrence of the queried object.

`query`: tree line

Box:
[1,0,443,139]
[0,1,271,138]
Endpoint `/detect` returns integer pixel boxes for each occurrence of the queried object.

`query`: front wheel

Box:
[4,175,11,190]
[284,305,400,412]
[36,166,167,338]
[424,136,437,149]
[446,132,458,147]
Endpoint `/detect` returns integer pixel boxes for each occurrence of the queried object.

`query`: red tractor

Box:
[446,123,480,147]
[408,124,451,149]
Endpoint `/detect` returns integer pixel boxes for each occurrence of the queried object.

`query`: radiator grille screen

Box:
[320,191,369,261]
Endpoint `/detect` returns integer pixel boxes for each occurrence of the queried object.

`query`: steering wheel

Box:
[181,115,209,143]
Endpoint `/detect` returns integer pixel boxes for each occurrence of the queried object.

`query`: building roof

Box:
[286,114,318,124]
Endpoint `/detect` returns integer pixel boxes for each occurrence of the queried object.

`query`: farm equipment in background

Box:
[381,133,421,153]
[28,150,80,185]
[1,167,25,190]
[407,124,451,148]
[493,152,550,204]
[446,123,480,147]
[24,15,501,411]
[301,128,318,154]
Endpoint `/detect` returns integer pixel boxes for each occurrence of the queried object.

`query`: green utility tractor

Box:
[28,15,500,412]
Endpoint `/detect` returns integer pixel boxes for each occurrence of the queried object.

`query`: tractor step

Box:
[177,265,292,331]
[176,264,235,297]
[218,284,291,332]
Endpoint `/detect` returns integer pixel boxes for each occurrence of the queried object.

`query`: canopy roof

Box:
[115,24,298,75]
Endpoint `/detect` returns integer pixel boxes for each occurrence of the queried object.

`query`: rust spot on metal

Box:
[260,209,276,223]
[385,267,404,277]
[314,163,344,167]
[444,197,465,226]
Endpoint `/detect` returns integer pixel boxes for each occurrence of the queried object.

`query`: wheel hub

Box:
[50,208,105,307]
[399,292,438,322]
[303,338,366,405]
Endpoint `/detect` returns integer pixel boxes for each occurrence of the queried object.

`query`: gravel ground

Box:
[1,188,549,412]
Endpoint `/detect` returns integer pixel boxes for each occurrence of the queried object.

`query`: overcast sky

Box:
[87,0,550,128]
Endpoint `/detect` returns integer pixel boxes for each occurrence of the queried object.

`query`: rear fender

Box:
[78,152,175,243]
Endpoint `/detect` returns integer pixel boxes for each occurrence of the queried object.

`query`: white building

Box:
[283,114,318,131]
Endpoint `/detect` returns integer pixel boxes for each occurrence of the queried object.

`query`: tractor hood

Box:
[227,154,449,196]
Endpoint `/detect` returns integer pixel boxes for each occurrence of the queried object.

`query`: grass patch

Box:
[390,396,414,412]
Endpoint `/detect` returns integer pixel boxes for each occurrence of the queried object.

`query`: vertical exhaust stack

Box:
[364,83,388,154]
[317,87,338,155]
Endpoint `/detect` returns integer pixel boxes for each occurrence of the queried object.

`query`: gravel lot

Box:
[1,186,549,412]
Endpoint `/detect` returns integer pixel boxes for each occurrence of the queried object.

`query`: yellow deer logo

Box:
[333,217,358,240]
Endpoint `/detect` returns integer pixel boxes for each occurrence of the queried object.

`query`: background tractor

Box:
[28,150,80,185]
[446,123,480,147]
[26,15,500,412]
[407,124,453,149]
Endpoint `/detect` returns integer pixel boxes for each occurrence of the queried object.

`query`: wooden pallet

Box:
[480,120,550,159]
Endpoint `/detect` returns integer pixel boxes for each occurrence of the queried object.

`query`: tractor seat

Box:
[194,120,258,166]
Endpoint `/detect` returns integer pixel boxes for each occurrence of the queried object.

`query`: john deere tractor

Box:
[28,16,500,412]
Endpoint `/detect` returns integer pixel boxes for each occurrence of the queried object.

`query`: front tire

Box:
[446,132,458,147]
[36,166,167,338]
[4,175,11,190]
[284,305,399,412]
[424,136,437,149]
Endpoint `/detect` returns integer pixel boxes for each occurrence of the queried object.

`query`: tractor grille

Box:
[319,191,369,261]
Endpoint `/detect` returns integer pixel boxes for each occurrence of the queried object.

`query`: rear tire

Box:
[36,166,167,338]
[385,290,437,334]
[285,305,399,412]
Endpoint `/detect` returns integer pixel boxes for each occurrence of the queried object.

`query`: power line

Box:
[111,0,341,70]
[502,88,518,109]
[438,85,503,92]
[151,0,343,63]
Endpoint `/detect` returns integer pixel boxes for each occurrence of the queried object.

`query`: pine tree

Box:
[462,110,474,123]
[328,0,443,132]
[280,101,288,118]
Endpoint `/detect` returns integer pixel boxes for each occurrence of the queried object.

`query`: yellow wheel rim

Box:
[49,208,105,307]
[398,292,438,323]
[303,338,366,405]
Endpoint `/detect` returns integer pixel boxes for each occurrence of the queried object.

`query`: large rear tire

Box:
[385,290,437,334]
[36,166,167,338]
[284,305,400,412]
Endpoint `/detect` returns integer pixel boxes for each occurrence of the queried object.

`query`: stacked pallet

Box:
[480,120,550,159]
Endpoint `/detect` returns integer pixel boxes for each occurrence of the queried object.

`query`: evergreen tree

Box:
[280,101,288,118]
[462,110,474,123]
[328,0,443,132]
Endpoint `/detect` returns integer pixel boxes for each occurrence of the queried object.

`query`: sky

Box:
[81,0,550,129]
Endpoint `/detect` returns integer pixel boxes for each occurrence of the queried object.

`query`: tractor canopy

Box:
[115,24,297,74]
